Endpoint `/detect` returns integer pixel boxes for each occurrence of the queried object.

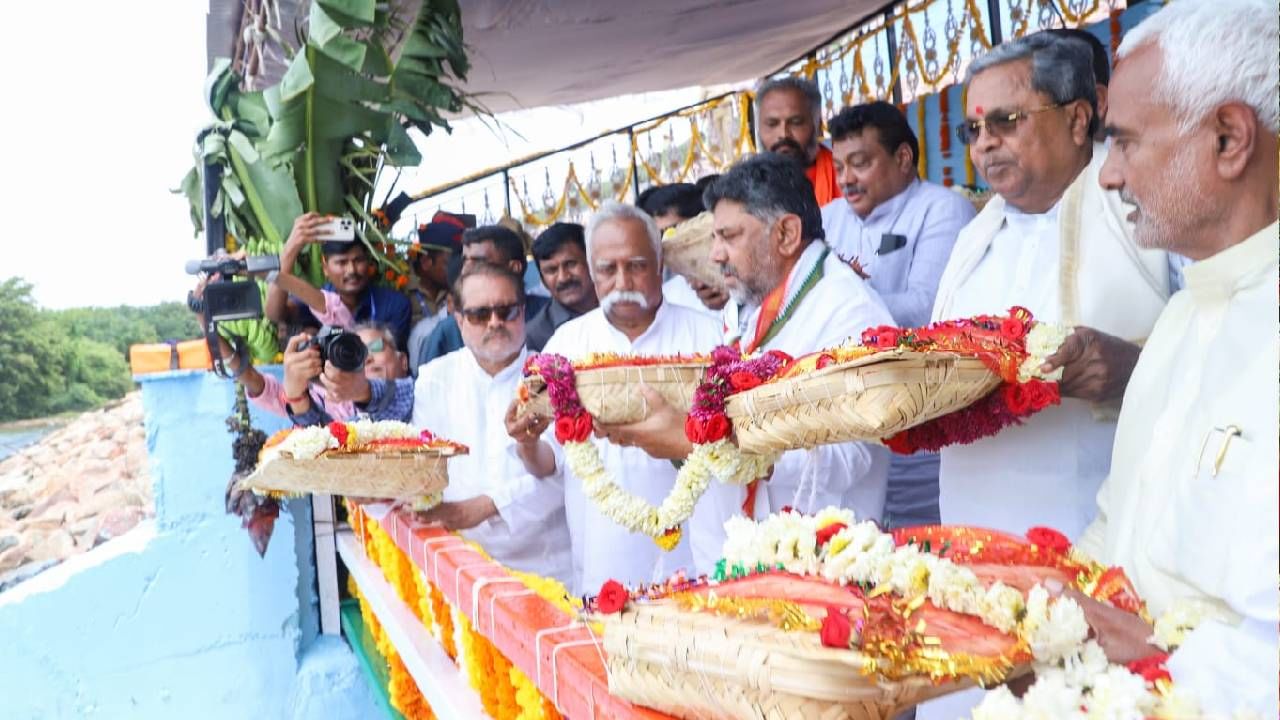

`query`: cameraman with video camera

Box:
[189,265,412,424]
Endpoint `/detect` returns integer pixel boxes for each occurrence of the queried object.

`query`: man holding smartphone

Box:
[265,212,412,350]
[820,102,976,530]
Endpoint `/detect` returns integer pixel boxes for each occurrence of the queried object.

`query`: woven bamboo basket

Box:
[661,212,726,292]
[601,602,968,720]
[240,451,451,500]
[727,350,1001,454]
[519,363,708,424]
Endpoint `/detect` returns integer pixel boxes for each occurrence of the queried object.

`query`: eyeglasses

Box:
[955,103,1065,145]
[460,303,521,326]
[364,338,385,353]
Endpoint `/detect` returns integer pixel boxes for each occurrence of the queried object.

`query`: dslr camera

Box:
[299,326,368,373]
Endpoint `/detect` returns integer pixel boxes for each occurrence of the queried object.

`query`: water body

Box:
[0,427,55,462]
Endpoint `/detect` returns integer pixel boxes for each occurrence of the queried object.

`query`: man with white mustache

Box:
[508,201,738,595]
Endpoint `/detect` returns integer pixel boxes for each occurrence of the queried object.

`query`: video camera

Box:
[299,326,368,373]
[185,253,280,323]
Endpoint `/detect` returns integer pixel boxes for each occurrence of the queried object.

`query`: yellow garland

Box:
[510,665,562,720]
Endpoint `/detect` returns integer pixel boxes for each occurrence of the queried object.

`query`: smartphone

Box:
[315,216,355,241]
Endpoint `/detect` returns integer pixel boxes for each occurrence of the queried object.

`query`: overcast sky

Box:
[2,1,712,310]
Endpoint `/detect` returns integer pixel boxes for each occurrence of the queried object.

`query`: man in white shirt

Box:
[613,156,896,522]
[1068,1,1278,713]
[821,101,976,529]
[506,201,735,595]
[412,262,572,584]
[930,31,1173,539]
[918,28,1175,720]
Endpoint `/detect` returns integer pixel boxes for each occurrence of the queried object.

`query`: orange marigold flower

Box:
[395,275,409,289]
[385,269,396,281]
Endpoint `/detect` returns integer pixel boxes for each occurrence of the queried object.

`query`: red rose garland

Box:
[875,307,1064,454]
[685,345,793,444]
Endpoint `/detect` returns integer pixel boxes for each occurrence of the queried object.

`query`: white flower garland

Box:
[565,438,777,541]
[1018,323,1072,383]
[721,510,1085,664]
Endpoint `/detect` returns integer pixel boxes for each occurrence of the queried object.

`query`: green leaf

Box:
[205,57,236,112]
[317,0,375,26]
[227,130,259,163]
[279,51,315,103]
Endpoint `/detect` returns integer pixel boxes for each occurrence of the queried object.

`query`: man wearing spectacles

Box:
[407,262,572,583]
[919,28,1176,720]
[415,225,551,369]
[507,201,737,595]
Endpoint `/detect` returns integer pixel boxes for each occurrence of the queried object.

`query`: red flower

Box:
[418,429,435,442]
[1126,653,1172,684]
[999,317,1028,341]
[815,353,835,370]
[1026,526,1071,554]
[596,579,629,614]
[816,522,847,547]
[554,412,593,443]
[861,325,902,349]
[883,432,916,455]
[819,607,852,648]
[728,371,763,392]
[327,421,349,446]
[1002,383,1034,416]
[1025,380,1061,412]
[703,414,731,442]
[686,414,732,444]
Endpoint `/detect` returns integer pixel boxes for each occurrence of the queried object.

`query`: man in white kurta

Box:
[705,153,895,520]
[1072,2,1279,711]
[515,202,738,595]
[929,34,1171,543]
[918,30,1172,720]
[412,264,573,585]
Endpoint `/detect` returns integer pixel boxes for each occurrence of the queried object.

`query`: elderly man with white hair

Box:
[506,201,741,595]
[1065,0,1278,713]
[929,30,1176,543]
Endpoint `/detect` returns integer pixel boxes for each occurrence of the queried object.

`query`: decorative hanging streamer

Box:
[916,99,928,178]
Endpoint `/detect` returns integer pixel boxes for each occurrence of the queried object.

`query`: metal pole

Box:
[629,127,642,203]
[986,0,1004,46]
[501,169,512,217]
[884,8,904,105]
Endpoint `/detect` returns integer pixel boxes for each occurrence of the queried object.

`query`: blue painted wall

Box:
[0,370,379,719]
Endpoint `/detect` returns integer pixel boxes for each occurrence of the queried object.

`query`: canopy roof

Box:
[207,0,883,113]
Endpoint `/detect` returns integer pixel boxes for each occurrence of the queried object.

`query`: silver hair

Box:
[584,201,663,275]
[966,32,1099,136]
[1118,0,1278,134]
[755,76,824,136]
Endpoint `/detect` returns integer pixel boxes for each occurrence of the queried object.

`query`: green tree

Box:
[0,278,69,420]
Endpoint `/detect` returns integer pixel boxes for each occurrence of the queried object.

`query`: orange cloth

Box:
[805,145,840,207]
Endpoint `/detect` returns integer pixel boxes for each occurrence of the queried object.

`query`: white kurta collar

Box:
[860,178,919,225]
[1183,221,1279,305]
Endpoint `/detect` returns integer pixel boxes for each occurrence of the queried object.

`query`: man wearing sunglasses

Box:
[410,262,572,583]
[919,29,1176,720]
[507,201,737,595]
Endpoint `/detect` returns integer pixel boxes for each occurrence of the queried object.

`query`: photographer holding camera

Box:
[283,323,414,426]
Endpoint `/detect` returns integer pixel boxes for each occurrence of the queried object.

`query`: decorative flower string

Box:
[524,350,779,550]
[862,307,1069,454]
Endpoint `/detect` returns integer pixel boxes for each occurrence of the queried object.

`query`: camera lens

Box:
[326,332,368,372]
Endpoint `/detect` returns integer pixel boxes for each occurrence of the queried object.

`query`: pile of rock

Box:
[0,392,153,589]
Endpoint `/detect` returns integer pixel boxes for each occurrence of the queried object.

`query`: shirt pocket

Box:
[1150,418,1273,606]
[869,236,914,294]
